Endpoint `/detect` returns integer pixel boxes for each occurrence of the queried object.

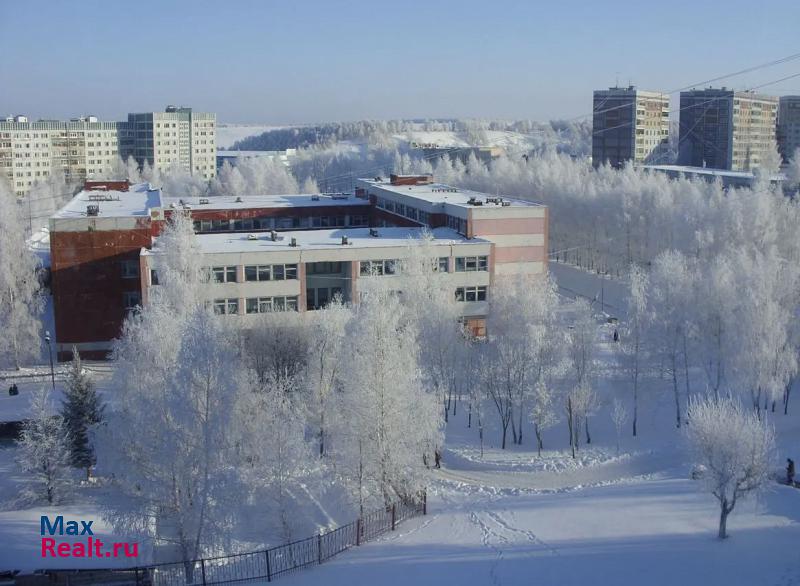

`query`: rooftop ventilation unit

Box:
[341,235,349,246]
[86,205,99,217]
[235,196,243,203]
[311,194,320,201]
[247,234,258,240]
[369,228,379,238]
[199,198,209,205]
[331,193,349,200]
[270,230,278,241]
[501,200,511,207]
[290,237,298,247]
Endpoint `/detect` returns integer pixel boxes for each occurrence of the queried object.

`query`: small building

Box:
[778,95,800,163]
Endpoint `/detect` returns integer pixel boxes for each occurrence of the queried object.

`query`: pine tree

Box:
[61,347,103,475]
[16,386,72,504]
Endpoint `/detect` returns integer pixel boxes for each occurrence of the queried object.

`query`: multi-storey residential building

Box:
[0,115,121,196]
[1,107,216,196]
[778,95,800,163]
[121,106,216,180]
[591,87,670,168]
[48,174,547,359]
[678,88,778,171]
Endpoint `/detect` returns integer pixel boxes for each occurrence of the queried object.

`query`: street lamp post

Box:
[44,331,55,391]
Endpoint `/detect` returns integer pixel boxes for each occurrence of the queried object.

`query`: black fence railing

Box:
[41,493,426,586]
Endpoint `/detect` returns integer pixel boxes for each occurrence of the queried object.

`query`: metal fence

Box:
[44,494,426,586]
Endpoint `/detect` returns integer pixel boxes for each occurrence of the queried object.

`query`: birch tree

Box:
[336,284,438,507]
[0,178,43,369]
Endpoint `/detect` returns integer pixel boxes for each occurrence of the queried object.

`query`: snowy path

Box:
[277,472,800,586]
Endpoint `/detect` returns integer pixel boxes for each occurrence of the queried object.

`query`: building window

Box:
[244,264,297,281]
[213,298,239,315]
[245,296,299,313]
[455,286,487,302]
[211,266,237,283]
[123,291,142,311]
[437,257,449,272]
[455,256,488,272]
[121,260,140,279]
[359,259,398,276]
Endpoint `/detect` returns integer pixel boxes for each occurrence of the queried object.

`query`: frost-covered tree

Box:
[649,251,697,426]
[530,380,558,457]
[239,372,310,541]
[621,264,649,436]
[685,396,775,539]
[610,398,628,455]
[16,386,72,505]
[336,284,438,507]
[245,311,309,385]
[566,299,598,443]
[401,232,466,421]
[486,273,559,446]
[150,208,209,314]
[0,178,43,369]
[61,347,103,475]
[306,297,352,456]
[98,308,242,572]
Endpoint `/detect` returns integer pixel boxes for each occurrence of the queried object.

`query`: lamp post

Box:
[44,331,55,391]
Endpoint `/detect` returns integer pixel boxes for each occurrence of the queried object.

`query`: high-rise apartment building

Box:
[678,88,778,172]
[778,95,800,163]
[592,87,669,168]
[121,106,216,181]
[0,106,216,196]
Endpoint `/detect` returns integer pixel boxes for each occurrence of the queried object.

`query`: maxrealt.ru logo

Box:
[40,516,138,559]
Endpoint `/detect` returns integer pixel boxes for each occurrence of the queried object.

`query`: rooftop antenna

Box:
[615,72,620,88]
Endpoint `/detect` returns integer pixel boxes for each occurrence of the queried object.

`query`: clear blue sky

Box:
[1,0,798,124]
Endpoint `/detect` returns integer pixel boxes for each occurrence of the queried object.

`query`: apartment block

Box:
[1,106,216,196]
[49,174,547,359]
[0,115,121,196]
[778,95,800,163]
[592,87,669,168]
[122,106,216,180]
[678,88,778,171]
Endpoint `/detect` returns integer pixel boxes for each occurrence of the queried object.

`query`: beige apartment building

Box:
[1,106,215,196]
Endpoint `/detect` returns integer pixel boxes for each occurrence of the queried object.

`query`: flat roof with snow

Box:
[52,183,162,219]
[162,193,368,211]
[358,178,542,209]
[146,227,487,255]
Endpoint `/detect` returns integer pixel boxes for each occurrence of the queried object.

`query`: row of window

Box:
[213,296,299,314]
[244,264,297,282]
[455,286,487,302]
[375,197,430,225]
[193,214,369,233]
